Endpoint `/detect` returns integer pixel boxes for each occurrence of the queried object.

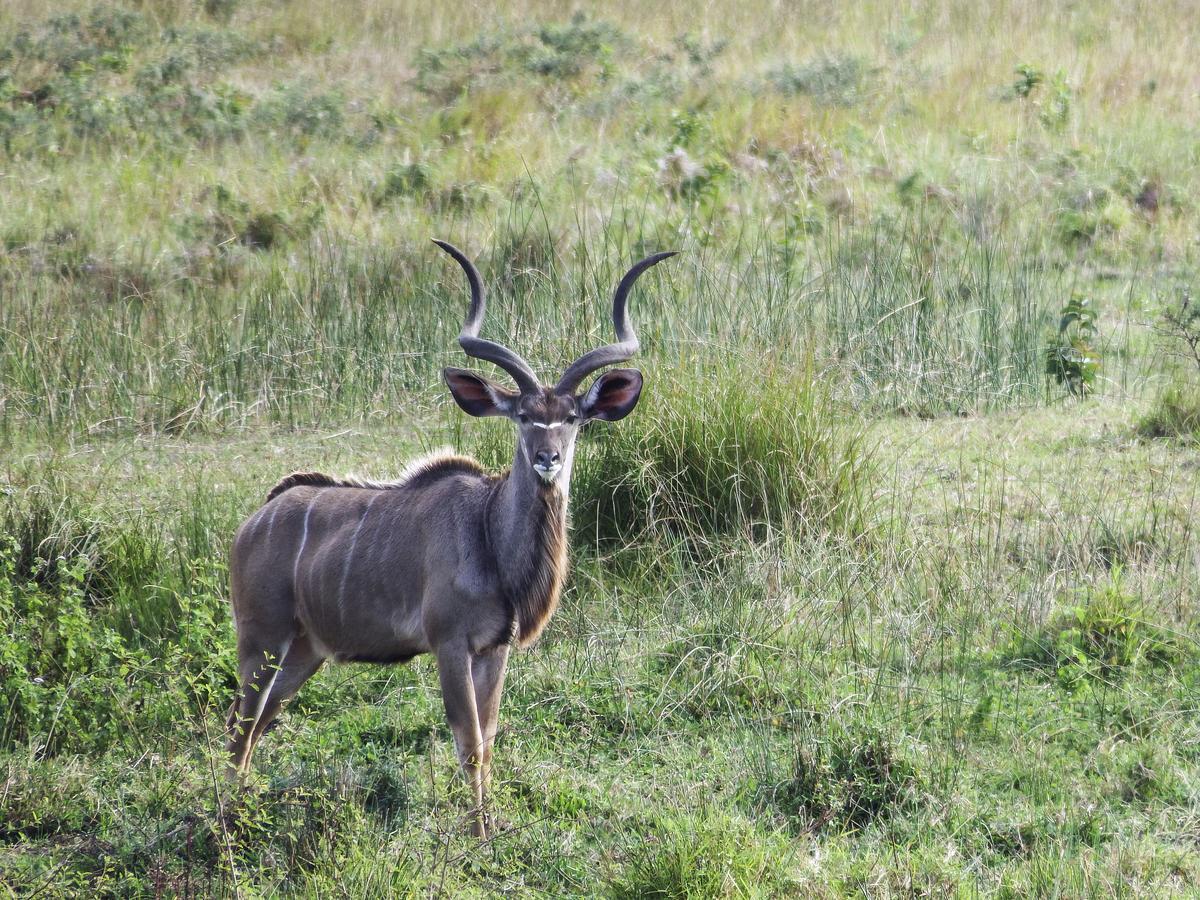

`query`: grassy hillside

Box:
[2,1,1199,895]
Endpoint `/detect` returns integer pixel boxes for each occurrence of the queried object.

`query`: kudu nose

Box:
[534,450,560,468]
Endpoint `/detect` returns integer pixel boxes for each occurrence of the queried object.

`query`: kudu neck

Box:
[491,449,570,551]
[484,446,571,646]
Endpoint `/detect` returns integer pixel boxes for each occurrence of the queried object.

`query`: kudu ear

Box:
[580,368,643,422]
[444,367,519,417]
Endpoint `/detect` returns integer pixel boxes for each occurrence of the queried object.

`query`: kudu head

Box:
[435,240,676,489]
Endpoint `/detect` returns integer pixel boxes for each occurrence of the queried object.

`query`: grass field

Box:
[2,0,1199,895]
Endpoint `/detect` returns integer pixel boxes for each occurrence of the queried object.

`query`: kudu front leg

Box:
[436,644,488,838]
[472,645,510,827]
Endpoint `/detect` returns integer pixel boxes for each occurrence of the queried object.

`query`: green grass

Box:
[2,401,1197,895]
[2,0,1200,895]
[1138,380,1200,443]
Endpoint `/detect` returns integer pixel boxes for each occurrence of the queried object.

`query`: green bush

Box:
[374,161,432,205]
[1137,381,1200,442]
[179,183,324,252]
[766,54,870,106]
[570,363,870,553]
[0,9,353,151]
[753,718,923,832]
[252,83,344,140]
[1009,574,1185,689]
[0,500,235,756]
[414,15,628,101]
[1045,295,1100,396]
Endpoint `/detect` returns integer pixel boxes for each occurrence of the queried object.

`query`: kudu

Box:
[225,240,675,837]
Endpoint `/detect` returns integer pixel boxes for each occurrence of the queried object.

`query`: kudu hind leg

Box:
[436,645,488,837]
[226,635,293,778]
[247,635,324,750]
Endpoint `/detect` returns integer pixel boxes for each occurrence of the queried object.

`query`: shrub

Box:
[181,184,324,252]
[1038,70,1073,129]
[0,548,197,755]
[1137,381,1200,442]
[766,54,869,106]
[3,8,151,75]
[1054,197,1131,246]
[374,161,432,205]
[253,83,344,140]
[0,9,265,149]
[1153,291,1200,374]
[568,363,870,554]
[753,718,923,831]
[1008,574,1185,689]
[527,16,624,79]
[1009,63,1044,99]
[203,0,240,23]
[1044,295,1100,396]
[414,15,628,102]
[0,493,235,755]
[656,146,729,203]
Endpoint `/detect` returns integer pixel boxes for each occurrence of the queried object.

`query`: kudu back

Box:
[226,240,675,837]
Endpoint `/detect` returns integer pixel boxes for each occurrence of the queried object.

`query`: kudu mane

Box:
[264,451,484,503]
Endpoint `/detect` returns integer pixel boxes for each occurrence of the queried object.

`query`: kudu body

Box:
[226,241,674,836]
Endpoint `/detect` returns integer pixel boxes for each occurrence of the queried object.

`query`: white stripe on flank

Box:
[245,504,268,537]
[338,492,380,618]
[264,504,280,544]
[293,491,323,591]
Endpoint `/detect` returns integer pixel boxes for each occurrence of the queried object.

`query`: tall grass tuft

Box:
[752,717,924,833]
[606,809,794,898]
[1137,380,1200,443]
[573,361,871,554]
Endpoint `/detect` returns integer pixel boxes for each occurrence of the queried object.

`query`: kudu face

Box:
[435,240,672,490]
[443,369,644,487]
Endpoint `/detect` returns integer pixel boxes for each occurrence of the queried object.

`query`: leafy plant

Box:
[1009,63,1043,99]
[1045,295,1100,396]
[414,15,627,101]
[1010,572,1184,689]
[1038,70,1072,129]
[180,184,324,252]
[374,160,432,205]
[672,33,728,75]
[766,53,869,106]
[1155,291,1200,374]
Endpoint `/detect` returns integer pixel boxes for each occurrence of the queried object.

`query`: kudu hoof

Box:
[464,810,512,840]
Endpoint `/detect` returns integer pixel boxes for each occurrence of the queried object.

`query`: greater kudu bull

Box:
[225,241,675,837]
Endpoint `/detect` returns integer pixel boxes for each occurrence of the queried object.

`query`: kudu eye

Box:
[565,414,578,425]
[517,413,530,424]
